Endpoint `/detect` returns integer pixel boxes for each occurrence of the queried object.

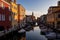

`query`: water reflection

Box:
[26,27,47,40]
[18,32,26,40]
[0,26,47,40]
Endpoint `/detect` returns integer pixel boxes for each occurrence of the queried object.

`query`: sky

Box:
[17,0,59,17]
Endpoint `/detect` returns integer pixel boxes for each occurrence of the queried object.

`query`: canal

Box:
[0,26,47,40]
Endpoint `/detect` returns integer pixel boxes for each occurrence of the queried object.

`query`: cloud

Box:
[26,10,32,15]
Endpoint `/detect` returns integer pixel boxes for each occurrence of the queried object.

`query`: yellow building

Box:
[11,2,18,21]
[11,1,18,28]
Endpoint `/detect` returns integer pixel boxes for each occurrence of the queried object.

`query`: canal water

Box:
[0,26,47,40]
[26,26,47,40]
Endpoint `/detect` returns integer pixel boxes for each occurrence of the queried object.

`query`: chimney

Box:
[9,0,12,3]
[14,0,16,3]
[58,1,60,6]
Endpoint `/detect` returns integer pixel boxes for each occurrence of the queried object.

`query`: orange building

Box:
[17,4,25,23]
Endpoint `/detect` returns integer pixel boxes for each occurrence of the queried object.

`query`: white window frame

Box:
[1,14,5,21]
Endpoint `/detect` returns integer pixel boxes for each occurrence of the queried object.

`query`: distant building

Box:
[37,15,47,25]
[47,1,60,31]
[25,12,35,23]
[25,12,36,26]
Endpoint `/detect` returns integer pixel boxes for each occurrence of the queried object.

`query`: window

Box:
[0,14,5,21]
[9,16,12,21]
[9,6,10,10]
[0,14,1,21]
[1,14,5,21]
[1,3,4,8]
[3,4,5,9]
[58,14,60,18]
[0,2,2,7]
[57,21,60,28]
[0,26,4,31]
[14,6,17,10]
[57,21,60,24]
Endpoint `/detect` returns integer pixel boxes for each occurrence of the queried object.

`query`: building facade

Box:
[18,4,25,21]
[11,0,18,28]
[46,1,60,31]
[0,0,26,31]
[0,0,12,30]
